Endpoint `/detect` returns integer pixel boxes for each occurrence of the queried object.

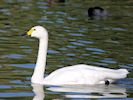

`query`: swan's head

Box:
[27,26,48,39]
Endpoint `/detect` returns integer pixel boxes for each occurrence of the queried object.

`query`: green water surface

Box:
[0,0,133,99]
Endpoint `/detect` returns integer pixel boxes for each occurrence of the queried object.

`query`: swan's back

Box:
[43,64,128,85]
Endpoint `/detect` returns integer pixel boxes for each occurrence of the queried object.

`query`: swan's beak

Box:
[21,28,33,36]
[27,28,34,36]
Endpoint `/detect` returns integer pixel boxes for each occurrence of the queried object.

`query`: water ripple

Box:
[70,41,84,46]
[10,64,34,69]
[100,58,117,64]
[2,54,25,59]
[0,92,33,97]
[70,33,85,37]
[48,49,59,54]
[86,48,106,54]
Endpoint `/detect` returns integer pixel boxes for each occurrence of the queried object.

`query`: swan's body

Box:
[41,64,128,85]
[26,26,129,85]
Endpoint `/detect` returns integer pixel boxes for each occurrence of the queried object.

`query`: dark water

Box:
[0,0,133,99]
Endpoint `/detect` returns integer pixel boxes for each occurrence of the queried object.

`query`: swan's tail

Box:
[106,69,129,80]
[117,69,129,75]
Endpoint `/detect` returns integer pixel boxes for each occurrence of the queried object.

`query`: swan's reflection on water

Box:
[32,84,45,100]
[32,84,127,99]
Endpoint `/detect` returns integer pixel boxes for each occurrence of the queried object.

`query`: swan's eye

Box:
[33,29,36,31]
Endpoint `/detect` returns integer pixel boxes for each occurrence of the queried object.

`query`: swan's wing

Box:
[74,64,128,74]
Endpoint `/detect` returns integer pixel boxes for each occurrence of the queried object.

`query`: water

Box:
[0,0,133,99]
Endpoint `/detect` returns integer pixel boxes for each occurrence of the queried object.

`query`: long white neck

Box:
[31,36,48,83]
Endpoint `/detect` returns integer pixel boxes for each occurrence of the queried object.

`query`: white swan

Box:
[26,26,129,85]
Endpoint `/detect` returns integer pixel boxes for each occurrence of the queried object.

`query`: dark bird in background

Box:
[58,0,65,2]
[88,7,108,20]
[48,0,65,4]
